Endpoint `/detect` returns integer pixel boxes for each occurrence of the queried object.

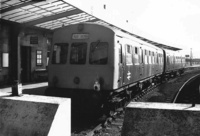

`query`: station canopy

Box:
[0,0,181,50]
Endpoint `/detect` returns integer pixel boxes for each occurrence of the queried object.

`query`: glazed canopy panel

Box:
[0,0,181,50]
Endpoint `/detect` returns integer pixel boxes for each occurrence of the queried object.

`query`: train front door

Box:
[118,43,125,87]
[139,47,144,78]
[21,46,31,83]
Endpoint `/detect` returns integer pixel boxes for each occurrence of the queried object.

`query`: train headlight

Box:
[94,80,100,91]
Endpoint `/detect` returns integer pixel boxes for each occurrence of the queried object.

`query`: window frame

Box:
[36,50,43,66]
[89,42,109,65]
[52,43,69,64]
[70,42,87,65]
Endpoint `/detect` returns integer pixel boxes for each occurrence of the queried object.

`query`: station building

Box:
[0,20,52,86]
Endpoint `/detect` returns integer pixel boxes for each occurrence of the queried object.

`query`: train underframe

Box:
[45,68,185,114]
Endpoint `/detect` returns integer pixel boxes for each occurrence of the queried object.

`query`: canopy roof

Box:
[0,0,181,50]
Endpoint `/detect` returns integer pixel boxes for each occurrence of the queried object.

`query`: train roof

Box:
[76,22,182,51]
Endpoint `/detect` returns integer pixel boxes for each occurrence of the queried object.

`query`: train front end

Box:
[46,23,115,109]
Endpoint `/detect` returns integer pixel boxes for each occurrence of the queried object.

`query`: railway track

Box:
[173,73,200,104]
[85,82,162,136]
[72,67,200,136]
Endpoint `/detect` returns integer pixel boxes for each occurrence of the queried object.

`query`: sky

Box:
[67,0,200,58]
[106,0,200,58]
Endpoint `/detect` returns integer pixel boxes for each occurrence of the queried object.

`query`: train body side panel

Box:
[113,33,164,90]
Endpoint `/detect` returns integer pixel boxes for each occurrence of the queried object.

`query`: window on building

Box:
[36,50,42,66]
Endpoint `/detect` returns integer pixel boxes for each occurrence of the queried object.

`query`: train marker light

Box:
[94,80,100,91]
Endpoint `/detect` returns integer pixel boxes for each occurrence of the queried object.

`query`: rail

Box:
[173,73,200,104]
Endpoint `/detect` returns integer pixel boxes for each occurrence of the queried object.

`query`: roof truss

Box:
[0,0,181,50]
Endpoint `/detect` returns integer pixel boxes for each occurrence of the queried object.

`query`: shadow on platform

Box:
[22,86,47,96]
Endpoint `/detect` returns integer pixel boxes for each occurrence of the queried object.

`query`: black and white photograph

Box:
[1,0,200,135]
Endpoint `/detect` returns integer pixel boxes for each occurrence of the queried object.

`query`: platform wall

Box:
[0,94,71,136]
[122,102,200,136]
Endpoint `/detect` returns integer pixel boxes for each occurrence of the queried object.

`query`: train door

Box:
[139,47,144,78]
[118,43,125,86]
[124,44,133,84]
[21,46,31,83]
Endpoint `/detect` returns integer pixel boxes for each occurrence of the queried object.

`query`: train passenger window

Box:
[119,44,123,64]
[144,50,148,64]
[140,48,144,64]
[167,56,170,64]
[89,42,108,65]
[156,53,159,64]
[152,52,154,64]
[126,45,132,65]
[70,42,87,64]
[134,47,139,64]
[149,51,151,64]
[52,43,68,64]
[160,54,163,64]
[135,47,138,54]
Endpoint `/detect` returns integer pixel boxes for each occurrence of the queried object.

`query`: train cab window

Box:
[70,42,87,64]
[52,43,68,64]
[126,45,133,65]
[89,42,108,65]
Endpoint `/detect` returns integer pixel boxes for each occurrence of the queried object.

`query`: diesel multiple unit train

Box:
[45,23,186,109]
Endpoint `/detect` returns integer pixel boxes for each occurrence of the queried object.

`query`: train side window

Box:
[156,53,159,64]
[160,54,163,64]
[144,50,148,64]
[134,47,139,64]
[126,44,133,65]
[140,48,144,64]
[119,44,123,64]
[135,47,138,54]
[149,51,151,64]
[52,43,68,64]
[70,42,87,64]
[152,52,154,64]
[89,42,108,65]
[167,56,170,64]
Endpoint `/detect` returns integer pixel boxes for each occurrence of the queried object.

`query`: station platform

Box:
[0,82,48,96]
